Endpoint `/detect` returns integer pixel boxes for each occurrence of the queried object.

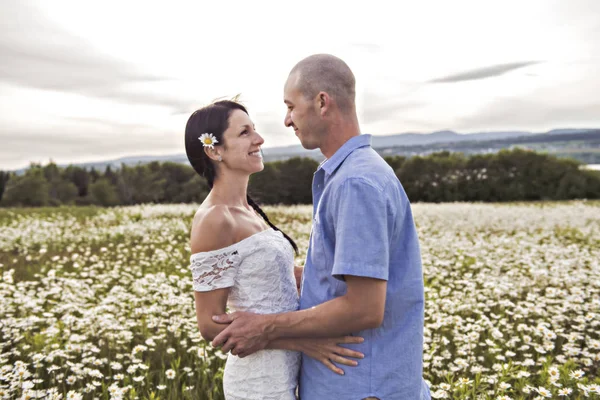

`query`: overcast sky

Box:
[1,0,599,169]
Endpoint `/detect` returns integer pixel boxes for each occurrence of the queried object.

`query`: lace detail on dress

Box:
[189,229,301,399]
[190,250,241,291]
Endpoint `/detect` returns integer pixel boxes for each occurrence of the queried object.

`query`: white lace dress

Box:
[189,228,300,400]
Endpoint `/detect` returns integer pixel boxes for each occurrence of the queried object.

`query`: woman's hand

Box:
[296,336,364,375]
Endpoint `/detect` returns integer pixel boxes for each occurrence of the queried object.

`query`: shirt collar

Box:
[319,134,372,177]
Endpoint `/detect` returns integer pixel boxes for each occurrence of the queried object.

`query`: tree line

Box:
[1,149,599,207]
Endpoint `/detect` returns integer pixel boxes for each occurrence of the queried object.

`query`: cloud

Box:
[453,69,600,131]
[428,61,542,83]
[455,98,600,132]
[61,116,161,132]
[349,43,382,53]
[0,124,181,170]
[359,89,426,125]
[0,1,192,111]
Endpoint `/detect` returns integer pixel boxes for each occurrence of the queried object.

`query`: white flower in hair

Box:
[199,133,218,148]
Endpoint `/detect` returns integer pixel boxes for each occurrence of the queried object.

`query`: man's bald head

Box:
[288,54,356,114]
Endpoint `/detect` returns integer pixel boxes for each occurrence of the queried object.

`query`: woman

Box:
[185,100,364,399]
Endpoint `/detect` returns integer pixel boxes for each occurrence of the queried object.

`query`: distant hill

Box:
[546,128,595,136]
[370,130,533,147]
[10,128,598,174]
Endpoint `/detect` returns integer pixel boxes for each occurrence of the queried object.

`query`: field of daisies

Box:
[1,202,599,399]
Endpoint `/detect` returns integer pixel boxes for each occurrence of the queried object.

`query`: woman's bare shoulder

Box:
[190,205,237,254]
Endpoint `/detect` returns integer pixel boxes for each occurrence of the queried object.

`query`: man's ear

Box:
[317,91,331,116]
[204,146,221,162]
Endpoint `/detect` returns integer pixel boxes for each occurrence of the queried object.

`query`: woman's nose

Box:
[255,133,265,145]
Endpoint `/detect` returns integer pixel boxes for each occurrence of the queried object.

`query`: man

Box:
[212,54,430,399]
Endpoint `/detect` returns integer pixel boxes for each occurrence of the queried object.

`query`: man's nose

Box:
[284,113,292,128]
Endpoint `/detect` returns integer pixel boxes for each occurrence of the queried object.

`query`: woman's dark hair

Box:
[185,100,298,254]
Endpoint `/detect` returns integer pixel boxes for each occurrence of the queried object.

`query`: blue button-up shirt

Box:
[299,134,430,400]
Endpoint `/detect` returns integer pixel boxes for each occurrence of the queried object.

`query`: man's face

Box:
[283,73,323,150]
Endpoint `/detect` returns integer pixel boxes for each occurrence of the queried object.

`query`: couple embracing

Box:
[185,54,430,400]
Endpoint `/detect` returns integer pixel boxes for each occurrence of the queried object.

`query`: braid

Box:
[203,157,215,188]
[247,195,299,255]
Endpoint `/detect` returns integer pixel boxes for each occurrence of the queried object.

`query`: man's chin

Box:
[298,139,319,151]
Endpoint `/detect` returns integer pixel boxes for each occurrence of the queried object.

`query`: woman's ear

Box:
[204,146,222,162]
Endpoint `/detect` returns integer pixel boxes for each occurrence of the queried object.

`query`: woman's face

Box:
[219,109,265,175]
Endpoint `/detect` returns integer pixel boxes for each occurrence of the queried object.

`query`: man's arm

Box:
[272,275,386,337]
[212,275,386,356]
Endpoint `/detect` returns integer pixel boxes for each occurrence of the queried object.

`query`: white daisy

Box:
[569,369,584,379]
[199,133,219,148]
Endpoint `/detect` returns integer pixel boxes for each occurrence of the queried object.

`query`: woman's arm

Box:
[194,289,230,342]
[266,336,364,375]
[191,206,237,341]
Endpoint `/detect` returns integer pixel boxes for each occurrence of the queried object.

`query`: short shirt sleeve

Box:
[189,248,242,292]
[330,178,393,281]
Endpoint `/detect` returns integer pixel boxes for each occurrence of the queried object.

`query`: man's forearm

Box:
[210,277,385,355]
[269,294,380,340]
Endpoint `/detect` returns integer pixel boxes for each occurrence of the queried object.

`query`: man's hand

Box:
[211,312,276,357]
